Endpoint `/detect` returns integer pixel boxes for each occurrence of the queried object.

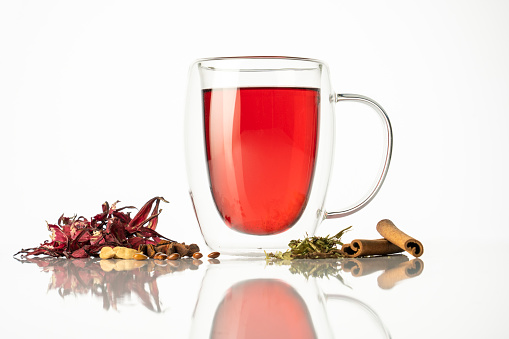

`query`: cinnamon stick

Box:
[342,255,408,277]
[376,219,423,257]
[341,239,403,258]
[377,258,424,289]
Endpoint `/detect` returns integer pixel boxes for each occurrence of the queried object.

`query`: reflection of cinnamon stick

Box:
[341,239,403,258]
[342,255,408,277]
[376,219,424,257]
[377,259,424,289]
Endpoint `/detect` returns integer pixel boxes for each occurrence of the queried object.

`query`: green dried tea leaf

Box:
[266,226,352,260]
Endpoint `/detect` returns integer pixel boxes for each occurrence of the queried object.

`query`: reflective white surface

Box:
[2,1,509,338]
[4,239,508,338]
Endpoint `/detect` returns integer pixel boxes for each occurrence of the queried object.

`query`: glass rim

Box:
[194,56,326,72]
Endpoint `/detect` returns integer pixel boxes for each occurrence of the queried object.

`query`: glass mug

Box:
[185,56,392,254]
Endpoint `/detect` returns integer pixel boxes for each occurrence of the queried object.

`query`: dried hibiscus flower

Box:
[14,197,174,259]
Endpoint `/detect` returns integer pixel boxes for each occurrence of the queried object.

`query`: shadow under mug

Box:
[185,56,392,254]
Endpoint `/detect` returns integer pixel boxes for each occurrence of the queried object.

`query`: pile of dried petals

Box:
[14,197,175,259]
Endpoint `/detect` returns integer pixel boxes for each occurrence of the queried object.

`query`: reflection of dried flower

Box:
[15,257,203,312]
[14,197,174,258]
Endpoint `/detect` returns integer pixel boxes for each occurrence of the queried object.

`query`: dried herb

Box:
[265,226,352,260]
[14,197,175,259]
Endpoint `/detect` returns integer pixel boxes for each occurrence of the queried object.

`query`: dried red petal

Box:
[69,228,92,252]
[112,210,131,224]
[109,218,127,243]
[71,247,89,258]
[47,224,68,243]
[89,232,105,245]
[128,237,146,249]
[136,227,168,242]
[93,213,106,222]
[108,200,120,215]
[146,198,163,230]
[58,214,74,226]
[127,197,168,232]
[62,225,72,238]
[102,201,109,214]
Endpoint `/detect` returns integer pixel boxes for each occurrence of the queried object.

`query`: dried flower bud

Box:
[187,244,200,256]
[138,244,148,255]
[164,243,176,255]
[173,243,189,257]
[146,244,156,258]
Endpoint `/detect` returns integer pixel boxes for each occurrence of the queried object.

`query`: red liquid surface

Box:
[211,279,317,339]
[204,87,319,235]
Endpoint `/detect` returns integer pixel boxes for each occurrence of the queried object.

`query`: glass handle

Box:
[325,93,393,219]
[325,294,392,338]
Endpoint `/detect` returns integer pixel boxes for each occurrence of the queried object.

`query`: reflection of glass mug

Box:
[185,57,392,254]
[190,262,391,339]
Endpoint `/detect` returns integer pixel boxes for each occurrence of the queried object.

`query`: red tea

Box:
[203,87,319,235]
[211,279,317,339]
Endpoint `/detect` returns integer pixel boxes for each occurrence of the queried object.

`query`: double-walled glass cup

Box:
[185,57,392,255]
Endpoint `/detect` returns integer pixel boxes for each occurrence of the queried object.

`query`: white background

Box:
[1,0,509,258]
